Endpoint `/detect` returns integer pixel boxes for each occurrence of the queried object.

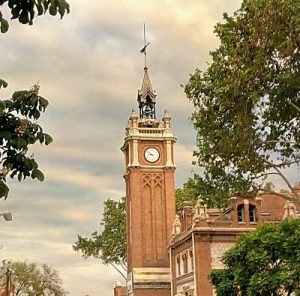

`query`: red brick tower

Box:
[121,66,176,296]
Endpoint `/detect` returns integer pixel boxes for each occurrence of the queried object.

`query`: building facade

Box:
[169,194,300,296]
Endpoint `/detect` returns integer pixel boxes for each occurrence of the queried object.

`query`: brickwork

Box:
[114,285,127,296]
[194,238,213,296]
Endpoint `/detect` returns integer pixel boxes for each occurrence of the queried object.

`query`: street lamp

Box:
[0,211,12,221]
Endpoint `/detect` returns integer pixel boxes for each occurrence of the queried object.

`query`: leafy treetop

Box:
[184,0,300,204]
[0,260,67,296]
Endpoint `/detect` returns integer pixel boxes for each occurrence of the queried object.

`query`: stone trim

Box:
[175,272,194,285]
[132,267,171,284]
[134,283,171,289]
[170,227,255,247]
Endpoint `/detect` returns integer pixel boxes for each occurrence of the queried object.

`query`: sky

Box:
[0,1,298,295]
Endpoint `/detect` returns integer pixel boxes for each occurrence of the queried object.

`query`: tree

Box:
[263,181,275,192]
[0,0,69,199]
[73,198,127,280]
[0,84,53,199]
[0,260,67,295]
[184,0,300,204]
[210,218,300,295]
[176,175,232,210]
[0,0,70,33]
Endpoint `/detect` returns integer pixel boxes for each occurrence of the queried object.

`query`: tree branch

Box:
[263,159,296,195]
[109,263,127,280]
[119,261,127,272]
[253,172,279,180]
[287,98,300,113]
[258,188,298,202]
[263,140,298,145]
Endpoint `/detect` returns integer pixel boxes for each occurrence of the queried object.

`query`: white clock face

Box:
[144,147,160,163]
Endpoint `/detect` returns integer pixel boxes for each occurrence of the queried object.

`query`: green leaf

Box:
[49,0,57,16]
[0,131,12,139]
[0,180,9,199]
[0,18,9,33]
[11,6,21,19]
[31,169,45,181]
[39,96,49,109]
[0,79,8,88]
[17,172,23,182]
[44,134,53,145]
[16,138,28,149]
[36,2,44,15]
[19,9,29,24]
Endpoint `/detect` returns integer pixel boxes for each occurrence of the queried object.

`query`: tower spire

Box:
[138,24,156,119]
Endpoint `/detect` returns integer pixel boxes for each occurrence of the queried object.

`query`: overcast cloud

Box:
[1,1,298,295]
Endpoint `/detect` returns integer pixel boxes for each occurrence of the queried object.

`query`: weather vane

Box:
[140,23,150,68]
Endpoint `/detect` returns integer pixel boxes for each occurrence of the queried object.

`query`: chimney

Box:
[114,281,123,296]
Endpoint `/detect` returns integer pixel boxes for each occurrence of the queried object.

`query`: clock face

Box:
[144,147,160,163]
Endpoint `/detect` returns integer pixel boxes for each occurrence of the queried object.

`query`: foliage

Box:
[73,198,127,279]
[210,218,300,296]
[0,0,69,198]
[184,0,300,204]
[0,260,66,295]
[0,0,70,33]
[0,84,53,199]
[176,175,229,210]
[263,181,275,192]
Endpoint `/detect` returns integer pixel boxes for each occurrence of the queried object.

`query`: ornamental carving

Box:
[142,173,163,187]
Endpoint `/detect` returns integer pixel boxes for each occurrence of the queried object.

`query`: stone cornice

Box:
[169,227,255,248]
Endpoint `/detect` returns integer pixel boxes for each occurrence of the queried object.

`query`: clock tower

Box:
[121,66,176,296]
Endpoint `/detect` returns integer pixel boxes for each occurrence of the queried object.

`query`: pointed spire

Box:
[283,200,297,219]
[171,214,181,237]
[137,67,157,119]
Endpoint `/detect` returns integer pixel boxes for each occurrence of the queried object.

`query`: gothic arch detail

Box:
[141,173,166,264]
[142,173,163,187]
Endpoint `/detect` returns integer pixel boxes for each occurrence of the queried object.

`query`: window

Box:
[249,204,256,222]
[176,256,181,276]
[237,204,245,222]
[189,250,194,271]
[182,253,188,274]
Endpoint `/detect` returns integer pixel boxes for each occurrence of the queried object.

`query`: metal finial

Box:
[140,23,150,68]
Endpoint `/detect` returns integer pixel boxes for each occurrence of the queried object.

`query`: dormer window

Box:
[237,204,245,222]
[249,204,257,222]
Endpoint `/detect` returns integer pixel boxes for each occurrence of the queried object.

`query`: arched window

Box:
[237,204,245,222]
[182,253,188,274]
[249,204,256,222]
[189,250,194,271]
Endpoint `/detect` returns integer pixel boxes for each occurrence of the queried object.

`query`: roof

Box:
[137,67,156,104]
